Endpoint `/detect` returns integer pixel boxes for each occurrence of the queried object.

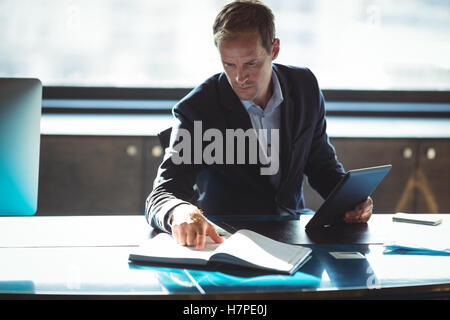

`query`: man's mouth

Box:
[237,85,252,90]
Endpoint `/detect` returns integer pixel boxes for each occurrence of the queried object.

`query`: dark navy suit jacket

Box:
[146,64,345,232]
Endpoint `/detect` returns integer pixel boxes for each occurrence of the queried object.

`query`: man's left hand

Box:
[343,197,373,223]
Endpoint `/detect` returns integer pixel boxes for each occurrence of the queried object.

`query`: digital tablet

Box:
[305,164,392,230]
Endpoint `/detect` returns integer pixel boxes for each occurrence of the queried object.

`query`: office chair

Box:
[158,127,172,150]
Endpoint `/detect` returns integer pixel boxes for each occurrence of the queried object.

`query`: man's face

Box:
[218,31,279,108]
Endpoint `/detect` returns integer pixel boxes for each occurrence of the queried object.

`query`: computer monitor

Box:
[0,78,42,215]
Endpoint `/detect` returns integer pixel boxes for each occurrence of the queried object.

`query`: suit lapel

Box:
[273,65,294,186]
[217,73,253,131]
[217,73,272,183]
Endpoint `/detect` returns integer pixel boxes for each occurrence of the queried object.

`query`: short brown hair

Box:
[213,0,275,53]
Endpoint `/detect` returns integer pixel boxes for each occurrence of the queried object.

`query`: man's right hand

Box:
[170,204,224,250]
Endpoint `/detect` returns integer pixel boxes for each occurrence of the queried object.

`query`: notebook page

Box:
[135,233,221,261]
[214,229,309,272]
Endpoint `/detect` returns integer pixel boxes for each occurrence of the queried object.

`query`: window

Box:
[1,0,449,90]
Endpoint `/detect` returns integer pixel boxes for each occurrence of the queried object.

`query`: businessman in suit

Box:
[146,0,373,250]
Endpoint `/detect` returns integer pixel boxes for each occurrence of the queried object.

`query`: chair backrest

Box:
[158,127,172,149]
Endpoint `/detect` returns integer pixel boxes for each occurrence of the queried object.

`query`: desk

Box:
[0,214,449,299]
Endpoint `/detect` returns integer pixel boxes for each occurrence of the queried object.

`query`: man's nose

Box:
[236,67,248,85]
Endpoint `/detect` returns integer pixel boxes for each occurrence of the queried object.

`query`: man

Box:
[146,0,373,250]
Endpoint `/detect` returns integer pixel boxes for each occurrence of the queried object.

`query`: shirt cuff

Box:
[164,202,191,233]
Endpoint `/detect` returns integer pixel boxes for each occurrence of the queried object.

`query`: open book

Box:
[129,229,312,275]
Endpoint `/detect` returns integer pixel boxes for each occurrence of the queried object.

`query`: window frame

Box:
[42,86,450,118]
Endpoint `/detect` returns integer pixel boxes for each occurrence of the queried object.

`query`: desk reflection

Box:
[302,244,379,289]
[0,281,35,294]
[129,244,379,293]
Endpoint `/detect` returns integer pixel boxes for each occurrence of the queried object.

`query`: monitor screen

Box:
[0,78,42,215]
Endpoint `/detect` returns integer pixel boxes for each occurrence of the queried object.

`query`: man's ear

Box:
[271,38,280,60]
